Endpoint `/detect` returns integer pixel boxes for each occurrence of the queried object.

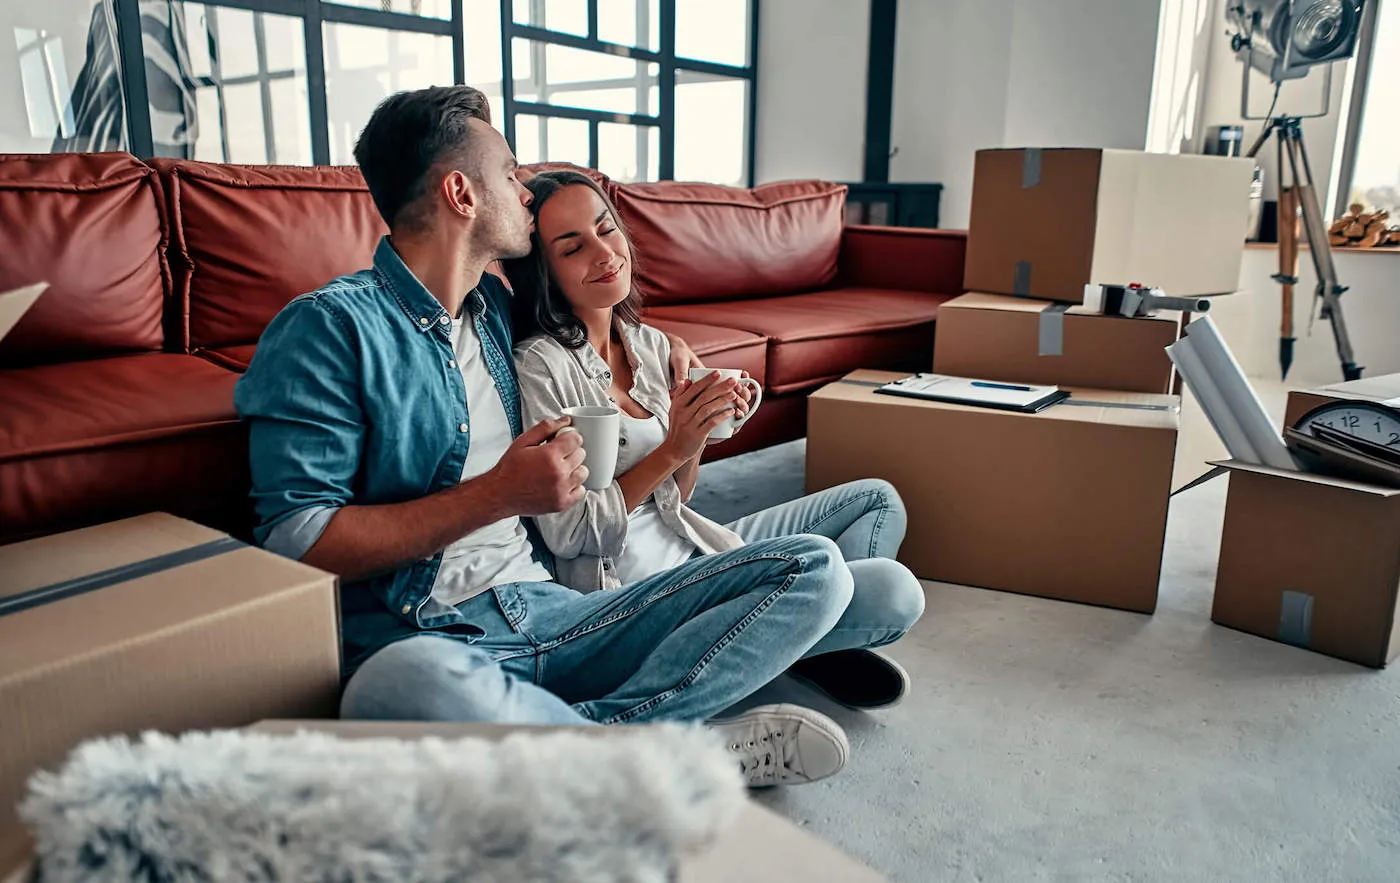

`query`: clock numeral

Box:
[1390,432,1400,447]
[1344,415,1361,429]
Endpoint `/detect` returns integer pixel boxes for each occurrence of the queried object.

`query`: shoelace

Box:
[732,729,786,784]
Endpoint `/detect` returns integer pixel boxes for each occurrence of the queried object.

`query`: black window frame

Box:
[109,0,759,183]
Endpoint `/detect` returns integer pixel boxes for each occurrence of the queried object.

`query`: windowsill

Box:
[1246,242,1400,257]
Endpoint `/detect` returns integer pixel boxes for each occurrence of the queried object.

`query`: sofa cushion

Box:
[614,181,846,306]
[0,353,249,542]
[646,288,951,394]
[640,318,767,386]
[0,153,166,368]
[152,160,386,353]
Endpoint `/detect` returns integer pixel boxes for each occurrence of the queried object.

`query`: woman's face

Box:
[535,184,633,314]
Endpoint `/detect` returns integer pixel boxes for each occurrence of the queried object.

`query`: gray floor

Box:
[690,439,1400,883]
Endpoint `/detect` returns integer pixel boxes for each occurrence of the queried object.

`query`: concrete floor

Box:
[690,383,1400,882]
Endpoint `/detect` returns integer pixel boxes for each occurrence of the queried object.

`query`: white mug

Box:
[560,405,620,490]
[687,368,764,440]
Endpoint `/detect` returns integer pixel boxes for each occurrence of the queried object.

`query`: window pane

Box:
[514,0,588,36]
[512,39,657,114]
[324,24,453,164]
[674,74,747,185]
[598,122,659,182]
[514,113,589,167]
[326,0,452,20]
[1348,1,1400,213]
[176,5,312,164]
[598,0,660,50]
[5,0,126,153]
[676,0,750,67]
[463,0,505,129]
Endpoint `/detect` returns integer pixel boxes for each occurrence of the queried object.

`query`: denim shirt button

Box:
[401,604,412,615]
[439,315,451,325]
[418,317,430,327]
[458,423,469,432]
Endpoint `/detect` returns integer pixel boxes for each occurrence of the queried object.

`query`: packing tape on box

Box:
[1059,399,1176,412]
[0,536,246,617]
[1038,304,1071,356]
[1022,148,1042,188]
[1277,590,1315,648]
[1014,262,1033,297]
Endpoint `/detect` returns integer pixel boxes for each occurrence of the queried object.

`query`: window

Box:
[1342,0,1400,213]
[9,0,759,184]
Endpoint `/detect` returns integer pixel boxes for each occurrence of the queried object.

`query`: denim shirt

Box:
[234,236,550,673]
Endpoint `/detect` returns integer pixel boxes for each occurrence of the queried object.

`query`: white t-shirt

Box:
[612,412,697,584]
[430,319,551,607]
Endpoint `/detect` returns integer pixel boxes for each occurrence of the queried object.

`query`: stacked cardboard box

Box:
[1212,374,1400,668]
[811,148,1255,613]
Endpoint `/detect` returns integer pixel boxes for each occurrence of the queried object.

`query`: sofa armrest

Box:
[835,225,967,294]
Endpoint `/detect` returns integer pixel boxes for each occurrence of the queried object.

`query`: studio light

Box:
[1227,0,1364,82]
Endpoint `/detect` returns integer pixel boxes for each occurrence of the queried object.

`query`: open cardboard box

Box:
[1214,373,1400,667]
[250,720,886,883]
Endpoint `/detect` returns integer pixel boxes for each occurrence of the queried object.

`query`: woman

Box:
[505,170,924,710]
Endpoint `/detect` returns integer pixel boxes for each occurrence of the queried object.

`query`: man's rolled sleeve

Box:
[233,295,365,558]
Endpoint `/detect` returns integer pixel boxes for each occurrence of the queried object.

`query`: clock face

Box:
[1295,401,1400,448]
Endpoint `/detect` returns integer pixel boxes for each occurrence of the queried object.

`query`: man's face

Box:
[466,120,535,260]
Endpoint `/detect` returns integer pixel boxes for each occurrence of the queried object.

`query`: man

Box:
[236,86,902,787]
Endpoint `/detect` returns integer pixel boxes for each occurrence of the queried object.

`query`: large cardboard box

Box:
[964,148,1255,304]
[1212,461,1400,668]
[807,371,1179,612]
[932,292,1180,394]
[251,720,886,882]
[0,514,342,874]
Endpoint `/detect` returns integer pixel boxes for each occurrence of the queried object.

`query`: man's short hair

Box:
[353,86,492,230]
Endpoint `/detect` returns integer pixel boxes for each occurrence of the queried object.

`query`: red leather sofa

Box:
[0,152,966,545]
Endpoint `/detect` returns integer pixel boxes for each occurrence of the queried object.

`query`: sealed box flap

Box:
[816,372,1178,431]
[0,513,225,597]
[0,283,47,344]
[1211,459,1400,497]
[251,721,884,882]
[0,516,335,679]
[944,292,1053,314]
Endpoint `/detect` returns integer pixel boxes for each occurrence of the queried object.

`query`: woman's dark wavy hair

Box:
[503,170,643,350]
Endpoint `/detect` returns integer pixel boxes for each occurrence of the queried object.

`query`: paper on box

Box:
[250,720,886,883]
[0,514,342,873]
[807,371,1179,612]
[964,149,1254,303]
[933,292,1180,394]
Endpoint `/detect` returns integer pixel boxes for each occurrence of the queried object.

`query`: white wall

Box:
[888,0,1163,228]
[0,0,110,154]
[754,0,869,183]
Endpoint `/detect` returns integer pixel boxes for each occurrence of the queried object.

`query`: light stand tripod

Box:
[1232,24,1364,382]
[1247,115,1362,381]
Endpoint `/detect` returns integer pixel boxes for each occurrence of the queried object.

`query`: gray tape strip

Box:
[0,536,247,617]
[837,378,889,388]
[1277,590,1315,648]
[1059,399,1176,412]
[1014,261,1032,296]
[1038,304,1070,356]
[1022,148,1042,188]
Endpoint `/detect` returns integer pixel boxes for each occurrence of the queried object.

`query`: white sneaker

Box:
[708,703,850,787]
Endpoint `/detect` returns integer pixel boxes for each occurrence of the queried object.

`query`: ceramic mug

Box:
[559,405,621,490]
[687,368,764,440]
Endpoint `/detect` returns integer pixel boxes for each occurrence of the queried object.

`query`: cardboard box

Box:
[932,292,1180,394]
[1284,373,1400,428]
[251,720,886,883]
[806,371,1179,612]
[963,148,1255,304]
[0,514,342,874]
[1212,461,1400,668]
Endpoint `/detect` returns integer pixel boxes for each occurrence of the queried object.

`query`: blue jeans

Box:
[341,480,923,725]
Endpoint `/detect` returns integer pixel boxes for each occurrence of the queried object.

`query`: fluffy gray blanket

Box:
[21,724,744,882]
